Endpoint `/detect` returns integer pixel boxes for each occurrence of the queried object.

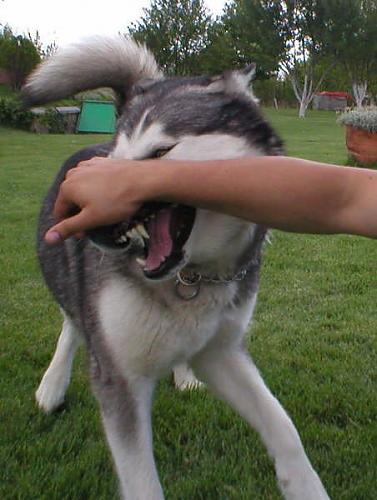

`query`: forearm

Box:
[141,156,377,237]
[46,155,377,243]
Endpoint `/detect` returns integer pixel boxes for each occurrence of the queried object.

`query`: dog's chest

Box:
[97,276,238,377]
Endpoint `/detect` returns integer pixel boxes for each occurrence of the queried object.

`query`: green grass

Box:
[1,110,376,500]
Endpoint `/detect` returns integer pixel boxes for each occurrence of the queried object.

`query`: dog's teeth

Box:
[136,224,149,239]
[128,228,146,247]
[115,234,128,243]
[136,258,146,267]
[120,235,129,243]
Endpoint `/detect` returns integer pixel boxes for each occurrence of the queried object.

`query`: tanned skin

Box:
[44,156,377,244]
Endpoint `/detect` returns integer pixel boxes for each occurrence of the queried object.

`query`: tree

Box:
[323,0,377,107]
[129,0,213,76]
[221,1,285,79]
[224,1,333,118]
[0,27,40,90]
[28,30,58,60]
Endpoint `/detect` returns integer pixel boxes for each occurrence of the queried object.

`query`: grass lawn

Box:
[1,109,376,499]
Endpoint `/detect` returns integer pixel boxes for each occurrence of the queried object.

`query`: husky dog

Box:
[23,36,329,499]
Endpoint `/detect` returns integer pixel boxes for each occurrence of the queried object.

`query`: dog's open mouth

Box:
[88,202,196,279]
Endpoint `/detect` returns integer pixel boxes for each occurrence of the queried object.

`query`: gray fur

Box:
[26,37,329,500]
[22,36,162,109]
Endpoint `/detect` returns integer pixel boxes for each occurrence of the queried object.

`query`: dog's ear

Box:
[207,63,258,102]
[230,63,257,91]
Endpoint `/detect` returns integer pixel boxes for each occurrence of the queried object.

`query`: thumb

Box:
[44,210,94,244]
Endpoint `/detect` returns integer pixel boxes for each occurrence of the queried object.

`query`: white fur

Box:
[98,276,239,379]
[24,36,161,103]
[36,313,82,413]
[36,78,329,499]
[102,378,164,500]
[191,346,329,500]
[173,363,203,390]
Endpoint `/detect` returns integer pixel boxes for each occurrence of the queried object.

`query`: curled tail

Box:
[22,35,162,108]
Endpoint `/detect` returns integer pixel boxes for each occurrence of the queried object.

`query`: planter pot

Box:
[346,125,377,165]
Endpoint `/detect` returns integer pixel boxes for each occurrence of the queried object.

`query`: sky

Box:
[1,0,227,48]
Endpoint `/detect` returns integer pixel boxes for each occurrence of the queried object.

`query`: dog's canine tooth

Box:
[136,224,149,239]
[136,257,146,267]
[129,228,145,247]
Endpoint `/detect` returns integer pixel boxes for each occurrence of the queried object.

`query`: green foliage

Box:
[337,107,377,132]
[0,96,33,129]
[220,1,286,78]
[0,28,41,90]
[0,83,15,97]
[253,78,297,106]
[38,108,66,134]
[323,0,377,83]
[129,0,212,76]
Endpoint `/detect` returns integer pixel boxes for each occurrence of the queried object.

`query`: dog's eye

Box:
[150,146,175,159]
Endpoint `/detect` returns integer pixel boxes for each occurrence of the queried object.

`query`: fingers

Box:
[44,209,94,244]
[53,176,81,220]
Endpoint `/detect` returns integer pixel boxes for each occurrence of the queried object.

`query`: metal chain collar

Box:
[174,263,256,301]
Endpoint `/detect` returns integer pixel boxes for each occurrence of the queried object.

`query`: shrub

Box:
[0,96,33,129]
[337,107,377,133]
[38,108,66,134]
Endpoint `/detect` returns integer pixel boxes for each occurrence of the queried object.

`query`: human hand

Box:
[44,157,146,244]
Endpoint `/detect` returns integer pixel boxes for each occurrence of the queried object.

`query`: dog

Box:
[22,36,329,499]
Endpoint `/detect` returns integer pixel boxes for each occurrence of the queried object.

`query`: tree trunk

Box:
[290,74,312,118]
[352,81,368,108]
[299,99,309,118]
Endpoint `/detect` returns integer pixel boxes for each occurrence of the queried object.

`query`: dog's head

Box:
[22,36,283,281]
[89,70,283,281]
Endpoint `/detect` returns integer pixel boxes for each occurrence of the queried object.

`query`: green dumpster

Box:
[77,100,116,133]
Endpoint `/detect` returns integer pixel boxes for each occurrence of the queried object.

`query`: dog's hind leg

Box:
[173,362,203,390]
[191,346,330,500]
[90,355,163,500]
[36,312,82,413]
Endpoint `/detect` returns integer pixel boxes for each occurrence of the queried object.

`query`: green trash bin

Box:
[77,100,116,133]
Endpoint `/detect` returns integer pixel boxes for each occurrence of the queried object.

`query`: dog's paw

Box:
[277,460,330,500]
[35,367,70,413]
[173,363,203,391]
[175,377,204,391]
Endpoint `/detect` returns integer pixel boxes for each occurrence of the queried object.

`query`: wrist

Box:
[135,160,180,204]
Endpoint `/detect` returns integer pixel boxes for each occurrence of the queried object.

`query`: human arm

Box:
[44,155,377,243]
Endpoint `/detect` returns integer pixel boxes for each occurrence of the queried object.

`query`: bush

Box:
[337,107,377,132]
[0,31,40,90]
[0,96,33,129]
[38,108,66,134]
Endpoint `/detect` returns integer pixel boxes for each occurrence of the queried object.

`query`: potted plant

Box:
[338,107,377,166]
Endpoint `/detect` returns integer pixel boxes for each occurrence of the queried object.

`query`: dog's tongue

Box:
[145,209,173,271]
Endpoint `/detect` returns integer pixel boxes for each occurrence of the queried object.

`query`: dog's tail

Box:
[21,35,162,108]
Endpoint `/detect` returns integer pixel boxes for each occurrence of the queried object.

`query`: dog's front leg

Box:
[90,353,163,500]
[191,346,330,500]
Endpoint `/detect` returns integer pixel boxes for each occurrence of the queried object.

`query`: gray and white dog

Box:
[23,36,329,499]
